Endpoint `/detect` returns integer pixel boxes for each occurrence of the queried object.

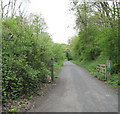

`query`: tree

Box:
[69,0,120,73]
[28,13,48,36]
[1,0,30,19]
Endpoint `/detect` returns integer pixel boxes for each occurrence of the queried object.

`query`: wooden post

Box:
[106,60,111,80]
[51,64,54,81]
[50,58,54,81]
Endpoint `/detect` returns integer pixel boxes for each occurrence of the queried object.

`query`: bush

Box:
[106,74,119,88]
[2,17,65,104]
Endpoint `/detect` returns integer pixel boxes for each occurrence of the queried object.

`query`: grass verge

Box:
[54,60,64,79]
[71,60,119,88]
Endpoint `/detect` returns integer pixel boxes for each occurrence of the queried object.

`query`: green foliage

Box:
[2,16,65,104]
[52,43,66,62]
[8,108,20,113]
[54,60,64,79]
[66,52,73,61]
[69,1,119,87]
[18,101,26,105]
[106,74,119,88]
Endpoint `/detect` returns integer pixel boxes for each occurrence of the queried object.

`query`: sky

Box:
[28,0,76,44]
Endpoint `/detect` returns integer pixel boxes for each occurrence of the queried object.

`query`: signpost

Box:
[106,60,111,80]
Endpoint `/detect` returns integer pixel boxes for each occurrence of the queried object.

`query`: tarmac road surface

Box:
[29,60,118,112]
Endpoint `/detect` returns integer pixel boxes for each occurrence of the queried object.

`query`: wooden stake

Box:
[51,64,54,81]
[50,58,54,81]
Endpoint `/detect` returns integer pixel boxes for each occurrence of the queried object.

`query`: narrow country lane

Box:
[29,60,118,112]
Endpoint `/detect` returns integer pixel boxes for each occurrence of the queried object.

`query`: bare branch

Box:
[5,0,11,18]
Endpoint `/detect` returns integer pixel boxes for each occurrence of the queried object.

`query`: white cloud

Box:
[28,0,76,44]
